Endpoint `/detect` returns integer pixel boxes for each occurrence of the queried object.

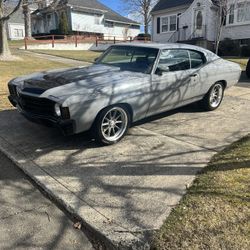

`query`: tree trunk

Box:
[0,1,11,58]
[23,4,32,38]
[144,14,148,34]
[0,19,11,58]
[215,25,223,55]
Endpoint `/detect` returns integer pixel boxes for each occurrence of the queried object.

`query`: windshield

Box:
[96,46,159,74]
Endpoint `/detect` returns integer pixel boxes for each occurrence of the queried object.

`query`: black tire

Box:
[246,59,250,78]
[201,82,224,111]
[92,105,131,146]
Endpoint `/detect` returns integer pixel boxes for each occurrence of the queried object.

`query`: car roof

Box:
[114,42,219,61]
[116,42,204,51]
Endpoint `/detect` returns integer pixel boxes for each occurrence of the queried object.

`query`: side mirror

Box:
[155,68,163,76]
[155,65,170,76]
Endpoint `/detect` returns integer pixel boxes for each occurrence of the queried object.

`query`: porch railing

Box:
[168,25,207,43]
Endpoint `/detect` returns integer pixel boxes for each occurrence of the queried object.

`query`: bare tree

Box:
[0,0,23,60]
[22,0,34,38]
[122,0,157,34]
[0,0,60,60]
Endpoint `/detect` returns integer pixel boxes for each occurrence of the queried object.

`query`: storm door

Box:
[194,9,203,38]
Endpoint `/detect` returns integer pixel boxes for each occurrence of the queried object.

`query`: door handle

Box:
[190,73,198,77]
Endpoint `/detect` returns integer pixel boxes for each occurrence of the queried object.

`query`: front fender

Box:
[66,96,110,133]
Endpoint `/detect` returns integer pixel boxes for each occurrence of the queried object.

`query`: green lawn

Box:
[152,136,250,249]
[31,50,102,63]
[224,57,249,70]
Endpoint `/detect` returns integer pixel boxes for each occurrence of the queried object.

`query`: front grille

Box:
[18,94,55,116]
[8,85,17,97]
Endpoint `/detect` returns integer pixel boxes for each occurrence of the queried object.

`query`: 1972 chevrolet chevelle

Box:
[8,43,241,145]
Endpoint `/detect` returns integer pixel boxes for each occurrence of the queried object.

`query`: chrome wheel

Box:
[101,107,128,142]
[209,83,223,108]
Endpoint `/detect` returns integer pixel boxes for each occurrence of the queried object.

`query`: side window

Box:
[158,49,190,72]
[189,50,206,68]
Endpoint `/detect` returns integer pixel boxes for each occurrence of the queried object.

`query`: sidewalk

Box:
[0,151,94,250]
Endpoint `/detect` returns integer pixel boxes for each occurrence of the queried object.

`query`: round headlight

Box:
[55,104,61,116]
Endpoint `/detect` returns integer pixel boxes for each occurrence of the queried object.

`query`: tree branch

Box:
[1,0,23,21]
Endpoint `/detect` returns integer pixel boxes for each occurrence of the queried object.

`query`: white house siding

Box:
[71,11,104,34]
[152,0,217,43]
[152,6,188,43]
[178,0,216,41]
[103,24,139,40]
[71,11,139,39]
[222,24,250,40]
[221,0,250,41]
[7,23,25,40]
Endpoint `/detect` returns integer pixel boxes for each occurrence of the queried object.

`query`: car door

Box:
[187,49,207,97]
[147,49,195,115]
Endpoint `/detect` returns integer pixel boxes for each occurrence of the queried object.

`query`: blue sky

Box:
[99,0,127,15]
[99,0,144,32]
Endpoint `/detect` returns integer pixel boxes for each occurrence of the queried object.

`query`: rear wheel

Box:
[202,82,224,111]
[92,105,130,145]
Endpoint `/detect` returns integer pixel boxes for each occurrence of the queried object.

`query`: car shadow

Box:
[0,106,248,248]
[133,101,203,127]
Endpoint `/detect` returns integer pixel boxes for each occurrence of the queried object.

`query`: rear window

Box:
[189,50,206,68]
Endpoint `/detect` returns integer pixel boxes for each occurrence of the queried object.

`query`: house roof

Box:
[151,0,194,13]
[8,8,24,24]
[66,0,140,25]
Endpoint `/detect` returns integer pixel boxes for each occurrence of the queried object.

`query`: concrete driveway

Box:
[0,86,250,249]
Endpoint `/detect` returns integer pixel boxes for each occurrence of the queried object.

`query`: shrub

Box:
[246,59,250,78]
[58,12,69,35]
[218,38,240,56]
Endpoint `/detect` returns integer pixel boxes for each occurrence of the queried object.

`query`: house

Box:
[6,3,38,40]
[151,0,250,49]
[31,0,140,39]
[7,9,25,40]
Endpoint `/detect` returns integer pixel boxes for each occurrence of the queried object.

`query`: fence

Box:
[24,34,151,50]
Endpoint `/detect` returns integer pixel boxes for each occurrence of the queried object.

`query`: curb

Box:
[0,136,151,250]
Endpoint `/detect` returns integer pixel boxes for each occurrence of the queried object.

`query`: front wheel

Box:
[92,105,130,145]
[202,82,224,111]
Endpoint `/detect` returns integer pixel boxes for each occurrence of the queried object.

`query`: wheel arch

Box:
[92,103,134,127]
[216,80,227,89]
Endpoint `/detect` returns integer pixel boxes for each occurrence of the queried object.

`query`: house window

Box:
[196,11,203,30]
[104,21,114,27]
[161,17,168,32]
[228,4,234,24]
[170,15,177,31]
[237,2,250,22]
[14,29,23,38]
[161,15,177,33]
[189,50,206,69]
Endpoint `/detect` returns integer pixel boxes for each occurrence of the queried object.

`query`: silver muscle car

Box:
[8,43,241,145]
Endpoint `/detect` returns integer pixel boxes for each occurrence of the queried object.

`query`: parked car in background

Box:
[8,43,241,145]
[246,58,250,78]
[134,33,151,41]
